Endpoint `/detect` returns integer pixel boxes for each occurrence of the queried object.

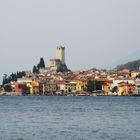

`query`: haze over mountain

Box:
[115,59,140,71]
[108,49,140,69]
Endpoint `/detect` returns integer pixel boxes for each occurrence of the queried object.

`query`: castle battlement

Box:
[49,47,70,72]
[56,46,65,64]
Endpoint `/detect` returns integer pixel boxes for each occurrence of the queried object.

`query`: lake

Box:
[0,96,140,140]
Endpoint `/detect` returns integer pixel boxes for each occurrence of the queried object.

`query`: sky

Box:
[0,0,140,83]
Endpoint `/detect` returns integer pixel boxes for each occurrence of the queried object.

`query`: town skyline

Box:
[0,0,140,83]
[1,46,140,84]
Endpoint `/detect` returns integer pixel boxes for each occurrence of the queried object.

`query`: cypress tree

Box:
[39,57,45,68]
[33,65,38,73]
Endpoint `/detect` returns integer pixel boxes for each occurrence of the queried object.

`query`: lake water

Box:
[0,96,140,140]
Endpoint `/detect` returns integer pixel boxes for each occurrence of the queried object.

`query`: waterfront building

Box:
[17,78,33,94]
[59,81,77,94]
[76,78,88,92]
[135,77,140,94]
[31,80,39,95]
[111,79,135,88]
[102,80,113,95]
[45,80,58,94]
[131,71,140,78]
[117,82,136,96]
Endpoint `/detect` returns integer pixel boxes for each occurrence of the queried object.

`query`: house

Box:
[111,79,135,88]
[102,80,113,95]
[31,80,39,95]
[131,71,140,78]
[17,78,33,95]
[118,82,135,96]
[59,80,77,94]
[76,78,88,92]
[45,80,57,94]
[135,78,140,94]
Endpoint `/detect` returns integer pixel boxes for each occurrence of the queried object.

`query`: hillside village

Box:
[1,47,140,96]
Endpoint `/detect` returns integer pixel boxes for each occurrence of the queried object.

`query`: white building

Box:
[111,79,135,89]
[59,81,77,93]
[17,78,32,83]
[135,78,140,94]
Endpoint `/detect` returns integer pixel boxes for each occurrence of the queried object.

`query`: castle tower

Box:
[56,46,65,64]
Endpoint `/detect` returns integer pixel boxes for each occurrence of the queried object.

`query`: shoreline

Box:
[0,92,140,97]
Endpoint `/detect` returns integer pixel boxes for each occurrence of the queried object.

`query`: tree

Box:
[33,65,38,74]
[87,80,94,92]
[32,57,46,74]
[39,57,45,68]
[2,74,7,85]
[4,85,12,92]
[10,73,17,81]
[2,71,26,86]
[37,63,40,71]
[17,71,26,78]
[111,86,118,93]
[87,80,104,92]
[2,74,11,86]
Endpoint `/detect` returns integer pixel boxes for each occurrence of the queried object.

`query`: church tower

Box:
[56,46,65,64]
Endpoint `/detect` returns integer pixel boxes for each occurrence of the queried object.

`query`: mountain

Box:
[108,50,140,70]
[115,59,140,71]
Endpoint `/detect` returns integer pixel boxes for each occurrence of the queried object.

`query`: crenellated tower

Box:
[56,46,65,64]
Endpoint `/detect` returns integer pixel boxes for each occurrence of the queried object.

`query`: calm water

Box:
[0,96,140,140]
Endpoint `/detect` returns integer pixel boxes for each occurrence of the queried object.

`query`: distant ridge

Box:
[115,59,140,71]
[109,49,140,69]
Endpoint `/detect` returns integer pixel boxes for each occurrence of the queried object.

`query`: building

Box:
[102,80,113,95]
[56,46,65,64]
[45,81,58,94]
[17,78,33,94]
[17,78,32,83]
[59,81,77,93]
[111,79,135,88]
[50,59,61,71]
[76,78,88,92]
[118,82,135,96]
[131,71,140,78]
[135,78,140,94]
[49,46,69,72]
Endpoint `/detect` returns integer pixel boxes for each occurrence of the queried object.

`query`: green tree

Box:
[87,80,94,92]
[111,86,118,93]
[87,80,104,92]
[33,65,38,73]
[4,85,12,92]
[2,71,26,86]
[2,74,7,85]
[39,57,45,68]
[37,63,40,71]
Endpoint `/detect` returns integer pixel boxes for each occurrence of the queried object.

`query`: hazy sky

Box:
[0,0,140,82]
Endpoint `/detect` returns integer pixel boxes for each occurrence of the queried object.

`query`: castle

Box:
[49,46,69,72]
